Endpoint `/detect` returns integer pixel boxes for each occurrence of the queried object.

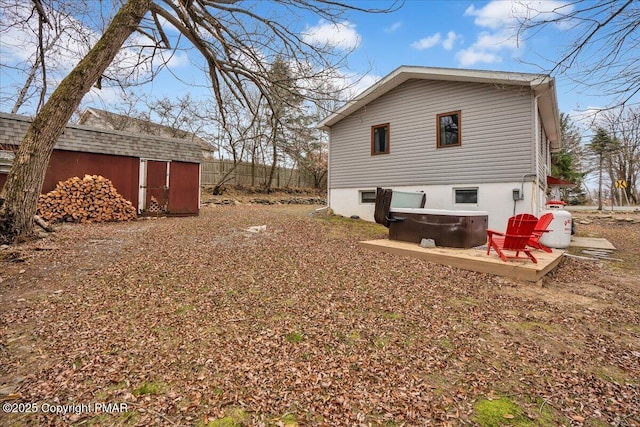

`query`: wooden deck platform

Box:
[570,236,616,250]
[359,239,565,283]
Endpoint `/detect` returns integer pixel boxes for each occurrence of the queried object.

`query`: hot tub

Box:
[387,208,488,248]
[374,188,488,248]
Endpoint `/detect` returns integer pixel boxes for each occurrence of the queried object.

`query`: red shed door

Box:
[139,159,170,214]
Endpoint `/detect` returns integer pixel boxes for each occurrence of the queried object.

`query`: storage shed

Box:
[0,112,203,215]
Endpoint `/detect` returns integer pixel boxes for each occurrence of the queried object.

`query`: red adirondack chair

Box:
[486,213,539,264]
[528,212,554,253]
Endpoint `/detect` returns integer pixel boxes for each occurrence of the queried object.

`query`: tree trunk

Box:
[597,154,603,210]
[265,120,278,192]
[251,147,256,187]
[0,0,151,244]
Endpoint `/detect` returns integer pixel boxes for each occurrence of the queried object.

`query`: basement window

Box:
[360,190,377,204]
[454,188,478,204]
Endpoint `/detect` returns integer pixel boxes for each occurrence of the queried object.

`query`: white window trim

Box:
[359,189,377,204]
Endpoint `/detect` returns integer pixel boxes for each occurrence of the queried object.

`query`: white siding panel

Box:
[329,79,534,189]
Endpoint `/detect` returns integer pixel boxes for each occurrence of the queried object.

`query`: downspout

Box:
[326,130,331,212]
[533,93,543,214]
[315,127,330,213]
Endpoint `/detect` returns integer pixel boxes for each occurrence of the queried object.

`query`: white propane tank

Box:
[539,200,572,249]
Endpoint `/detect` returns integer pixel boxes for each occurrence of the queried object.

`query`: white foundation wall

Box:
[330,182,546,231]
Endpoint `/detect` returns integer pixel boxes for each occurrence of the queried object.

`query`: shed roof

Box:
[318,65,561,149]
[0,112,203,164]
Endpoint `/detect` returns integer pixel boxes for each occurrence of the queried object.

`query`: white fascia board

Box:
[532,78,562,150]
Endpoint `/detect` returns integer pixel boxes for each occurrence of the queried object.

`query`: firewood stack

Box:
[37,175,137,223]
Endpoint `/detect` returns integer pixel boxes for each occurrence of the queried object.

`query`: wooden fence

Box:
[201,159,320,188]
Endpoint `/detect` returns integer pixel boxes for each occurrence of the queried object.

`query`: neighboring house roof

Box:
[79,107,216,156]
[547,176,576,187]
[0,112,203,164]
[318,65,561,149]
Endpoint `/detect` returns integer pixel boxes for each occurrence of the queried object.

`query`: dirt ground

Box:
[0,202,638,426]
[200,185,327,206]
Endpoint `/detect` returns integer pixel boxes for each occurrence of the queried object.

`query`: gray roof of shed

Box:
[0,112,203,163]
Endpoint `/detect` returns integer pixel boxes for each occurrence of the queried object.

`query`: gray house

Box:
[318,66,562,230]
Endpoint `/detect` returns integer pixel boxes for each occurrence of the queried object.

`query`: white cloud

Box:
[442,31,458,50]
[302,20,361,51]
[569,107,608,131]
[160,50,190,68]
[384,21,403,34]
[328,70,382,101]
[458,0,572,66]
[353,74,382,97]
[0,27,35,63]
[474,31,519,51]
[411,31,460,51]
[456,48,501,67]
[411,33,442,50]
[0,5,97,73]
[464,1,518,29]
[0,3,192,105]
[465,1,574,28]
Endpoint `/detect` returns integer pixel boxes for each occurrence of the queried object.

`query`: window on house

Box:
[360,190,377,204]
[437,111,461,148]
[371,123,390,155]
[454,188,477,204]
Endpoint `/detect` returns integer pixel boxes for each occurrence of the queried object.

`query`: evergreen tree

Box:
[264,56,303,190]
[551,113,587,203]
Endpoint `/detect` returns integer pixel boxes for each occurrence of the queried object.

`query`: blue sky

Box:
[306,0,623,116]
[0,0,629,121]
[142,0,602,115]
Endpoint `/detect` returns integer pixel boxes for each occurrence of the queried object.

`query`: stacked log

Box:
[37,175,137,223]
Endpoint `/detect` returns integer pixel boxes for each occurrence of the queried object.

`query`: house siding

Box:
[329,79,534,189]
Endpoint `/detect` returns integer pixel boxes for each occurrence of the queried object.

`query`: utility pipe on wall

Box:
[513,173,537,216]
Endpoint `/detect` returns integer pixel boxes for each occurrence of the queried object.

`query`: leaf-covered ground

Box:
[1,205,639,426]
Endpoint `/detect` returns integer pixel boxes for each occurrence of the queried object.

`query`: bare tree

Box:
[0,0,400,243]
[0,0,165,116]
[1,0,91,113]
[517,0,639,108]
[588,127,619,210]
[0,0,151,244]
[593,106,640,205]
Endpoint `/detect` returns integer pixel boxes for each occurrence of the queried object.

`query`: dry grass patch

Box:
[1,204,638,426]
